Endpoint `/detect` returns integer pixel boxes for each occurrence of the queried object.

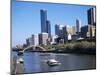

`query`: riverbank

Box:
[25,49,95,55]
[13,41,96,54]
[41,41,96,54]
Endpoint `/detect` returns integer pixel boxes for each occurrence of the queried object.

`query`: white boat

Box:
[17,58,24,64]
[47,59,61,66]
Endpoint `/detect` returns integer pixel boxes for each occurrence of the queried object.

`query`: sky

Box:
[12,0,95,46]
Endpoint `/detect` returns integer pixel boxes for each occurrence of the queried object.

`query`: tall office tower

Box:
[55,24,64,37]
[76,19,81,34]
[40,9,47,32]
[26,38,30,46]
[40,10,51,36]
[81,25,96,38]
[38,33,48,45]
[31,35,35,45]
[31,34,39,46]
[55,24,60,36]
[46,20,51,37]
[55,24,68,43]
[87,7,96,26]
[62,26,68,43]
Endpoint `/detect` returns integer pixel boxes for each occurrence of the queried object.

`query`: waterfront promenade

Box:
[11,56,24,75]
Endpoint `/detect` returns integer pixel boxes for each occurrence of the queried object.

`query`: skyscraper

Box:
[40,9,51,37]
[55,24,60,36]
[81,25,95,38]
[46,20,51,37]
[55,24,68,43]
[62,26,68,43]
[76,19,81,34]
[87,8,96,26]
[26,38,30,46]
[55,24,64,37]
[40,9,47,32]
[38,33,48,45]
[31,34,39,46]
[31,35,35,45]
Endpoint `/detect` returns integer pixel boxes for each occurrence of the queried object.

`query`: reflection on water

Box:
[12,51,96,73]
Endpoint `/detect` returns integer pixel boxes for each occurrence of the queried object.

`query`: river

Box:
[12,51,96,74]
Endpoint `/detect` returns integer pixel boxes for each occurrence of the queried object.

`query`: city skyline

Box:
[12,0,95,46]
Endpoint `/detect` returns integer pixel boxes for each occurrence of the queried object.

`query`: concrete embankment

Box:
[11,56,24,75]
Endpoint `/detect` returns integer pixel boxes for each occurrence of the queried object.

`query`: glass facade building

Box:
[46,20,51,37]
[40,9,47,32]
[87,8,96,26]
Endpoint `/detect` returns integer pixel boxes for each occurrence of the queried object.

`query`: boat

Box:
[47,59,61,66]
[17,58,24,64]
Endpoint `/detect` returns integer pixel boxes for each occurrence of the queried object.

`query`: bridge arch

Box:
[22,45,46,52]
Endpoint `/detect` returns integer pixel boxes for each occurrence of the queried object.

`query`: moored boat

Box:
[46,59,61,66]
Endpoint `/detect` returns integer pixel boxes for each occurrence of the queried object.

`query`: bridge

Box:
[22,45,46,52]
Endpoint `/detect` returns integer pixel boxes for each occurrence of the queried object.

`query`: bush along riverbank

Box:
[42,41,96,54]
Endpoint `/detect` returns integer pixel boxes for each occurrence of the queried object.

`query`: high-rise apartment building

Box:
[87,8,96,26]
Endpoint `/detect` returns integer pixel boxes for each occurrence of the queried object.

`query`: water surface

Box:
[12,51,96,73]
